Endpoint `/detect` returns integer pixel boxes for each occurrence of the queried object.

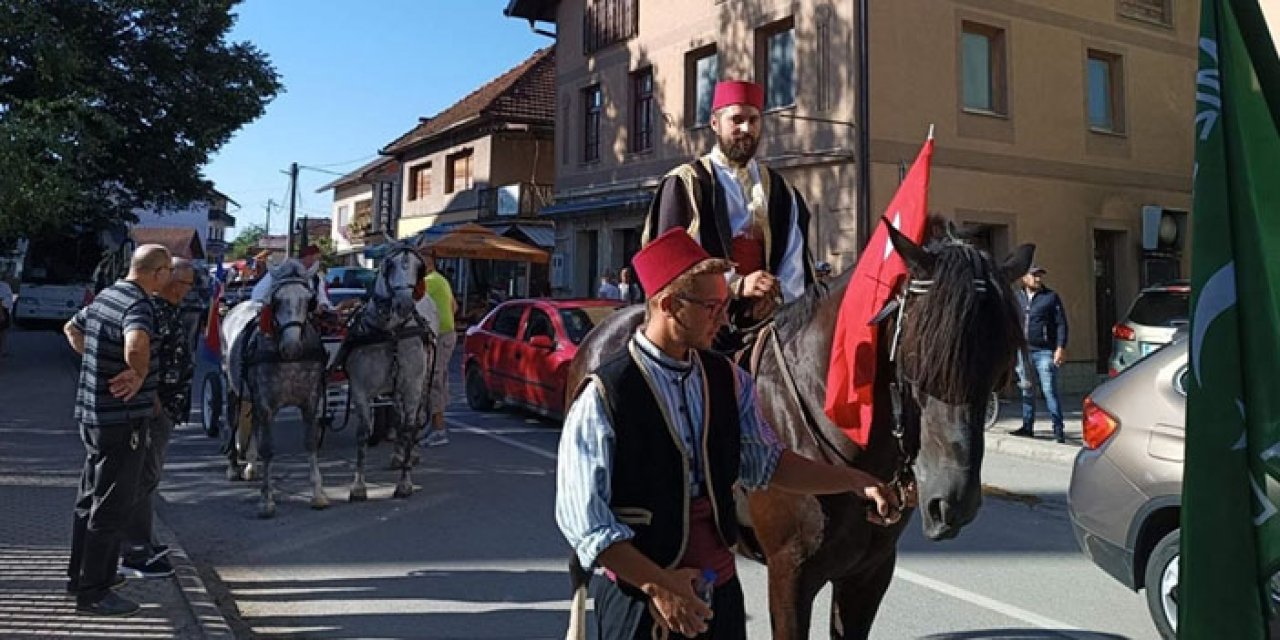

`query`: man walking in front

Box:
[62,244,171,616]
[555,229,898,639]
[420,250,457,447]
[120,257,196,579]
[1009,265,1069,443]
[643,80,816,345]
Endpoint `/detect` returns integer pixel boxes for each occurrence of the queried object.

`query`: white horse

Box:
[221,259,328,518]
[341,242,432,500]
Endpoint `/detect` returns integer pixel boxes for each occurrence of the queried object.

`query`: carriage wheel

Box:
[983,390,1001,430]
[201,372,222,438]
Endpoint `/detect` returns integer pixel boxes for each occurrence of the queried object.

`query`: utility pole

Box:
[285,162,298,258]
[264,199,276,236]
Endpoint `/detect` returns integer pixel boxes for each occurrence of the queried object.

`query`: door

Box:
[485,303,528,398]
[1093,230,1121,374]
[516,306,559,411]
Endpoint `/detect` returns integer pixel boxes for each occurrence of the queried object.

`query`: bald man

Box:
[121,257,196,580]
[63,243,170,617]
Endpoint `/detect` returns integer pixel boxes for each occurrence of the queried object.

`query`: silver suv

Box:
[1107,281,1189,376]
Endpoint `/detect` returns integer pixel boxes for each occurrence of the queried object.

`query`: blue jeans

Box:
[1016,349,1064,437]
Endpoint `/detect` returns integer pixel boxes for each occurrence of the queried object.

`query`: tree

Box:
[314,236,340,269]
[227,224,266,260]
[0,0,282,249]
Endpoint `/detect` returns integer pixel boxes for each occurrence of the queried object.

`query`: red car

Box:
[463,298,624,419]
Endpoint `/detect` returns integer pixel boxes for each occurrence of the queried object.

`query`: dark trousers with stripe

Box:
[124,413,174,559]
[589,574,746,640]
[67,418,148,604]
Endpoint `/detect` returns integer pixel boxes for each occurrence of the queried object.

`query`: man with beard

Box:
[642,80,815,349]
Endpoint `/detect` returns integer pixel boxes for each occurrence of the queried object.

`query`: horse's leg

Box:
[255,404,276,519]
[392,390,421,499]
[225,392,244,480]
[830,553,896,639]
[765,551,828,640]
[301,393,328,510]
[349,388,373,502]
[238,399,259,480]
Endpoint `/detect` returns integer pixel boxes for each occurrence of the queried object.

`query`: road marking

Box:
[895,567,1084,634]
[448,417,558,462]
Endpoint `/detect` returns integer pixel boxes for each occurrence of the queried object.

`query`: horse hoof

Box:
[393,482,413,499]
[349,487,367,502]
[243,466,260,481]
[258,503,276,519]
[311,495,330,510]
[226,466,242,482]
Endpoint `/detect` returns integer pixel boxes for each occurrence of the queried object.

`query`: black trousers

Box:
[124,413,174,559]
[67,418,148,604]
[589,574,746,640]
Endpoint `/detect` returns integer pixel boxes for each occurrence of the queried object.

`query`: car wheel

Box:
[1144,529,1179,640]
[466,365,494,411]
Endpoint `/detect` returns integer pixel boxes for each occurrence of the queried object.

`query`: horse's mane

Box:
[900,237,1023,402]
[774,277,835,343]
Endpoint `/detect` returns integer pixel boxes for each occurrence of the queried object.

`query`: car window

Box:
[491,304,525,338]
[559,306,617,345]
[525,309,554,341]
[1128,291,1189,327]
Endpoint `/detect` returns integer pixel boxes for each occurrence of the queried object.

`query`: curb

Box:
[156,514,235,639]
[985,432,1082,465]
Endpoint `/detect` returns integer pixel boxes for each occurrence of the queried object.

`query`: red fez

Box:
[300,244,321,258]
[632,228,713,296]
[712,80,765,112]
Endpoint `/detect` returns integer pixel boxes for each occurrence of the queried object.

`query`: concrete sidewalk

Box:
[0,327,231,639]
[985,389,1092,465]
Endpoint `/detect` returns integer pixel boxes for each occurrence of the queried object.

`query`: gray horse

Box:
[222,259,328,518]
[341,242,431,500]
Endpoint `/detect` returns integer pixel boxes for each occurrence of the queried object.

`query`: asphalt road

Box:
[147,351,1163,639]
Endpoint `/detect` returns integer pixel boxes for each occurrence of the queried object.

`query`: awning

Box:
[491,223,556,248]
[539,193,652,218]
[414,223,550,264]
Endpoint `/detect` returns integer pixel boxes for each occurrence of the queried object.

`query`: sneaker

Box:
[1007,428,1033,438]
[424,429,449,447]
[66,573,126,594]
[118,553,174,579]
[76,592,140,617]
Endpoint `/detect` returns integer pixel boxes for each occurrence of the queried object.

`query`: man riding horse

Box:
[555,228,899,640]
[642,80,815,351]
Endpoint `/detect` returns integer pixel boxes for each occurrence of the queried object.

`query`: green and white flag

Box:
[1183,0,1280,637]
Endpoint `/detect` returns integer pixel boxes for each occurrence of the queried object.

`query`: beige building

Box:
[505,0,1197,388]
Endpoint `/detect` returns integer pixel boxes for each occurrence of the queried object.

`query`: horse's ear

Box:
[1000,243,1036,283]
[883,216,934,274]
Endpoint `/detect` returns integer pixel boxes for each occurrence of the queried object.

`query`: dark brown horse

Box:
[565,218,1034,638]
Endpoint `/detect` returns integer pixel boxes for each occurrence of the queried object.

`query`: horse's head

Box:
[886,218,1033,540]
[265,258,320,360]
[372,242,427,321]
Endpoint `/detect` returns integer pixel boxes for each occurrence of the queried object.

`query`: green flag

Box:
[1183,0,1280,637]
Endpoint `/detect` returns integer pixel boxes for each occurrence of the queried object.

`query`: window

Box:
[583,85,602,163]
[686,46,719,126]
[961,22,1007,115]
[336,204,349,230]
[583,0,638,55]
[446,152,472,194]
[1087,50,1125,133]
[410,163,432,200]
[491,304,525,338]
[757,19,796,110]
[525,309,555,341]
[631,67,654,153]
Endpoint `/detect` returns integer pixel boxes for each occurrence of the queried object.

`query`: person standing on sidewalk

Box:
[0,267,14,357]
[1009,265,1069,443]
[62,244,171,617]
[420,250,457,447]
[120,257,196,579]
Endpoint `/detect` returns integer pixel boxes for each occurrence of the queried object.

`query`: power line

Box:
[297,165,350,177]
[306,154,379,170]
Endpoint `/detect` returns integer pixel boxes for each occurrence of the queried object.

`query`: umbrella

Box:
[416,223,549,264]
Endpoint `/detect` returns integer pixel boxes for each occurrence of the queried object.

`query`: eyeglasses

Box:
[677,295,729,317]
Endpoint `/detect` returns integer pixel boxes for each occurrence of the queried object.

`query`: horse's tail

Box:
[565,553,589,640]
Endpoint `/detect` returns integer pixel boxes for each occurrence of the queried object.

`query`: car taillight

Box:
[1082,397,1119,449]
[1112,324,1135,341]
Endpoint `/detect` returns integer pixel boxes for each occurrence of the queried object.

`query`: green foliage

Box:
[0,0,282,250]
[314,236,339,269]
[227,224,266,260]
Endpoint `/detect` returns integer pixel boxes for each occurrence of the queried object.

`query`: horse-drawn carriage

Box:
[197,244,435,518]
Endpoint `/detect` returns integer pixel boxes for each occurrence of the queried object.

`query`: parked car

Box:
[325,266,376,290]
[462,298,624,420]
[1108,281,1189,376]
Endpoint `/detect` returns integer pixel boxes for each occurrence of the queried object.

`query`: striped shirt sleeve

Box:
[734,365,785,490]
[554,379,634,569]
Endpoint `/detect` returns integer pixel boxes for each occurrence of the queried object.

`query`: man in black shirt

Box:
[63,244,171,617]
[121,257,195,579]
[1009,265,1069,443]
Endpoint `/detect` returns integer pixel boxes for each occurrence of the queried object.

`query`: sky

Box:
[203,1,550,237]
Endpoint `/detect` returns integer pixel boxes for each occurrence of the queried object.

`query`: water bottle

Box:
[699,568,717,607]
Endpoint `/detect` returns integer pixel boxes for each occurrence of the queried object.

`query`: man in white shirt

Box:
[597,271,621,300]
[0,268,14,356]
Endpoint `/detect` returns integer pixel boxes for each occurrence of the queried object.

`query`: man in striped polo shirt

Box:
[62,244,172,617]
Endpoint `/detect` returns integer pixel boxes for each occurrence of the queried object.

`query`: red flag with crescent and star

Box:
[824,132,934,446]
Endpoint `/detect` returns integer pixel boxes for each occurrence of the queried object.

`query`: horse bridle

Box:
[267,276,317,335]
[375,247,423,303]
